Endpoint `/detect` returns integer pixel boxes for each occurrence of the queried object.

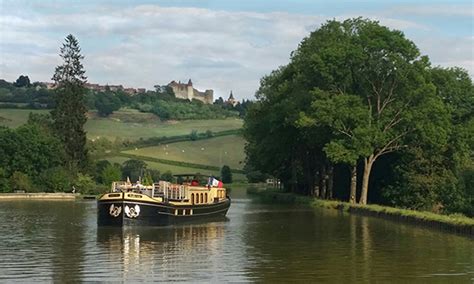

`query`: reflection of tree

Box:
[241,206,355,282]
[96,221,226,281]
[359,216,372,281]
[241,205,474,282]
[50,201,87,283]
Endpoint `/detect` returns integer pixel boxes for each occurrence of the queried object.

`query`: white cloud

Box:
[1,5,323,99]
[0,3,472,100]
[416,35,474,74]
[334,14,430,31]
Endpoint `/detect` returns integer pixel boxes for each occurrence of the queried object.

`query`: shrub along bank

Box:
[248,188,474,236]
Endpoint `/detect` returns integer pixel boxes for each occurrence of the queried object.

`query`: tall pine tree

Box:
[51,34,88,172]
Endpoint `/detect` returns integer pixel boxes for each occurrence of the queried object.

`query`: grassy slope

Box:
[0,108,248,182]
[107,156,247,182]
[122,134,246,170]
[0,109,49,127]
[0,108,243,140]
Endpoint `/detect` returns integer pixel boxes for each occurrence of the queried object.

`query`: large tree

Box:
[14,75,31,87]
[121,159,147,182]
[51,34,88,171]
[296,19,450,205]
[220,165,233,184]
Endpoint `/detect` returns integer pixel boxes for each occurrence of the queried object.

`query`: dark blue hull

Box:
[98,197,231,226]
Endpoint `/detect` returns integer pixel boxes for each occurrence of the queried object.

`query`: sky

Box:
[0,0,472,100]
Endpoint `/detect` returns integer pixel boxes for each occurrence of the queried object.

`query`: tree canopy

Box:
[244,18,473,215]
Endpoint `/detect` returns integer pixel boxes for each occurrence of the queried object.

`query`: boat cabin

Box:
[110,174,227,206]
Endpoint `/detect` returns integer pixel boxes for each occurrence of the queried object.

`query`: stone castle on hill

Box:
[168,79,213,104]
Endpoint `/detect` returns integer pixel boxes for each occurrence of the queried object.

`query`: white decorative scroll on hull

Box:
[125,205,140,218]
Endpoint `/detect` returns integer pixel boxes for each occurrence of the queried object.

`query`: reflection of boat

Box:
[97,175,231,226]
[96,223,227,280]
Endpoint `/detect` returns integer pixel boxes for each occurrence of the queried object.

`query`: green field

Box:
[0,108,248,182]
[107,156,247,182]
[0,109,49,127]
[0,108,243,140]
[122,134,246,170]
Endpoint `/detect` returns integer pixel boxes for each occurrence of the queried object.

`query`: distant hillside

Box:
[0,108,243,140]
[122,134,246,170]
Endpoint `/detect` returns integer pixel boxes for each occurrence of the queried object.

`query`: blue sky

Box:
[0,0,472,100]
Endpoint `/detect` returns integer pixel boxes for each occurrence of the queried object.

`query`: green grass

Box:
[106,156,247,182]
[0,107,247,182]
[0,108,243,140]
[122,134,246,170]
[0,109,49,127]
[87,109,243,140]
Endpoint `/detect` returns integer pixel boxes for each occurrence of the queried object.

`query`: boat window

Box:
[200,193,203,203]
[191,193,194,204]
[205,193,208,203]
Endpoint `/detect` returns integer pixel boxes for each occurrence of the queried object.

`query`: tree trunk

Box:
[291,156,297,193]
[349,165,357,204]
[320,165,327,199]
[359,155,375,205]
[314,170,320,197]
[327,164,334,199]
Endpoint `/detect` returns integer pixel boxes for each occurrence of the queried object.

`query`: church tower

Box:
[227,90,237,106]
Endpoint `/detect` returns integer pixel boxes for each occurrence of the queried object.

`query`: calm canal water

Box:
[0,189,472,282]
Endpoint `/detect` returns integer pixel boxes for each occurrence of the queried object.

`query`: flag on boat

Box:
[208,177,224,188]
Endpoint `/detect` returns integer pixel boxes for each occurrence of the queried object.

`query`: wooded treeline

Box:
[243,18,473,216]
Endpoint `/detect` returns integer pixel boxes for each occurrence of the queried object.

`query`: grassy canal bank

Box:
[248,188,474,237]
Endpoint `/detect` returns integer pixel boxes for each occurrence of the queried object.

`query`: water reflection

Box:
[50,202,88,283]
[241,204,474,283]
[96,221,228,281]
[0,196,472,282]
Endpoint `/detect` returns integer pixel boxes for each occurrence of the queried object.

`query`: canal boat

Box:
[97,175,231,226]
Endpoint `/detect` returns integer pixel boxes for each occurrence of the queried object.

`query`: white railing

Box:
[153,181,187,201]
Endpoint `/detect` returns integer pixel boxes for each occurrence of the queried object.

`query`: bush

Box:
[0,167,11,193]
[122,159,147,182]
[73,173,96,195]
[37,167,72,192]
[221,165,232,183]
[95,92,122,117]
[190,130,198,141]
[142,171,153,185]
[161,171,173,182]
[101,164,122,185]
[147,169,161,182]
[10,171,32,192]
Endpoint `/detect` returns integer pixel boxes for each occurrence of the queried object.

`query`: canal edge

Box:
[247,188,474,237]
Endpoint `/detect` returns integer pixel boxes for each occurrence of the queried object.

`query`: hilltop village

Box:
[0,75,251,121]
[41,78,236,105]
